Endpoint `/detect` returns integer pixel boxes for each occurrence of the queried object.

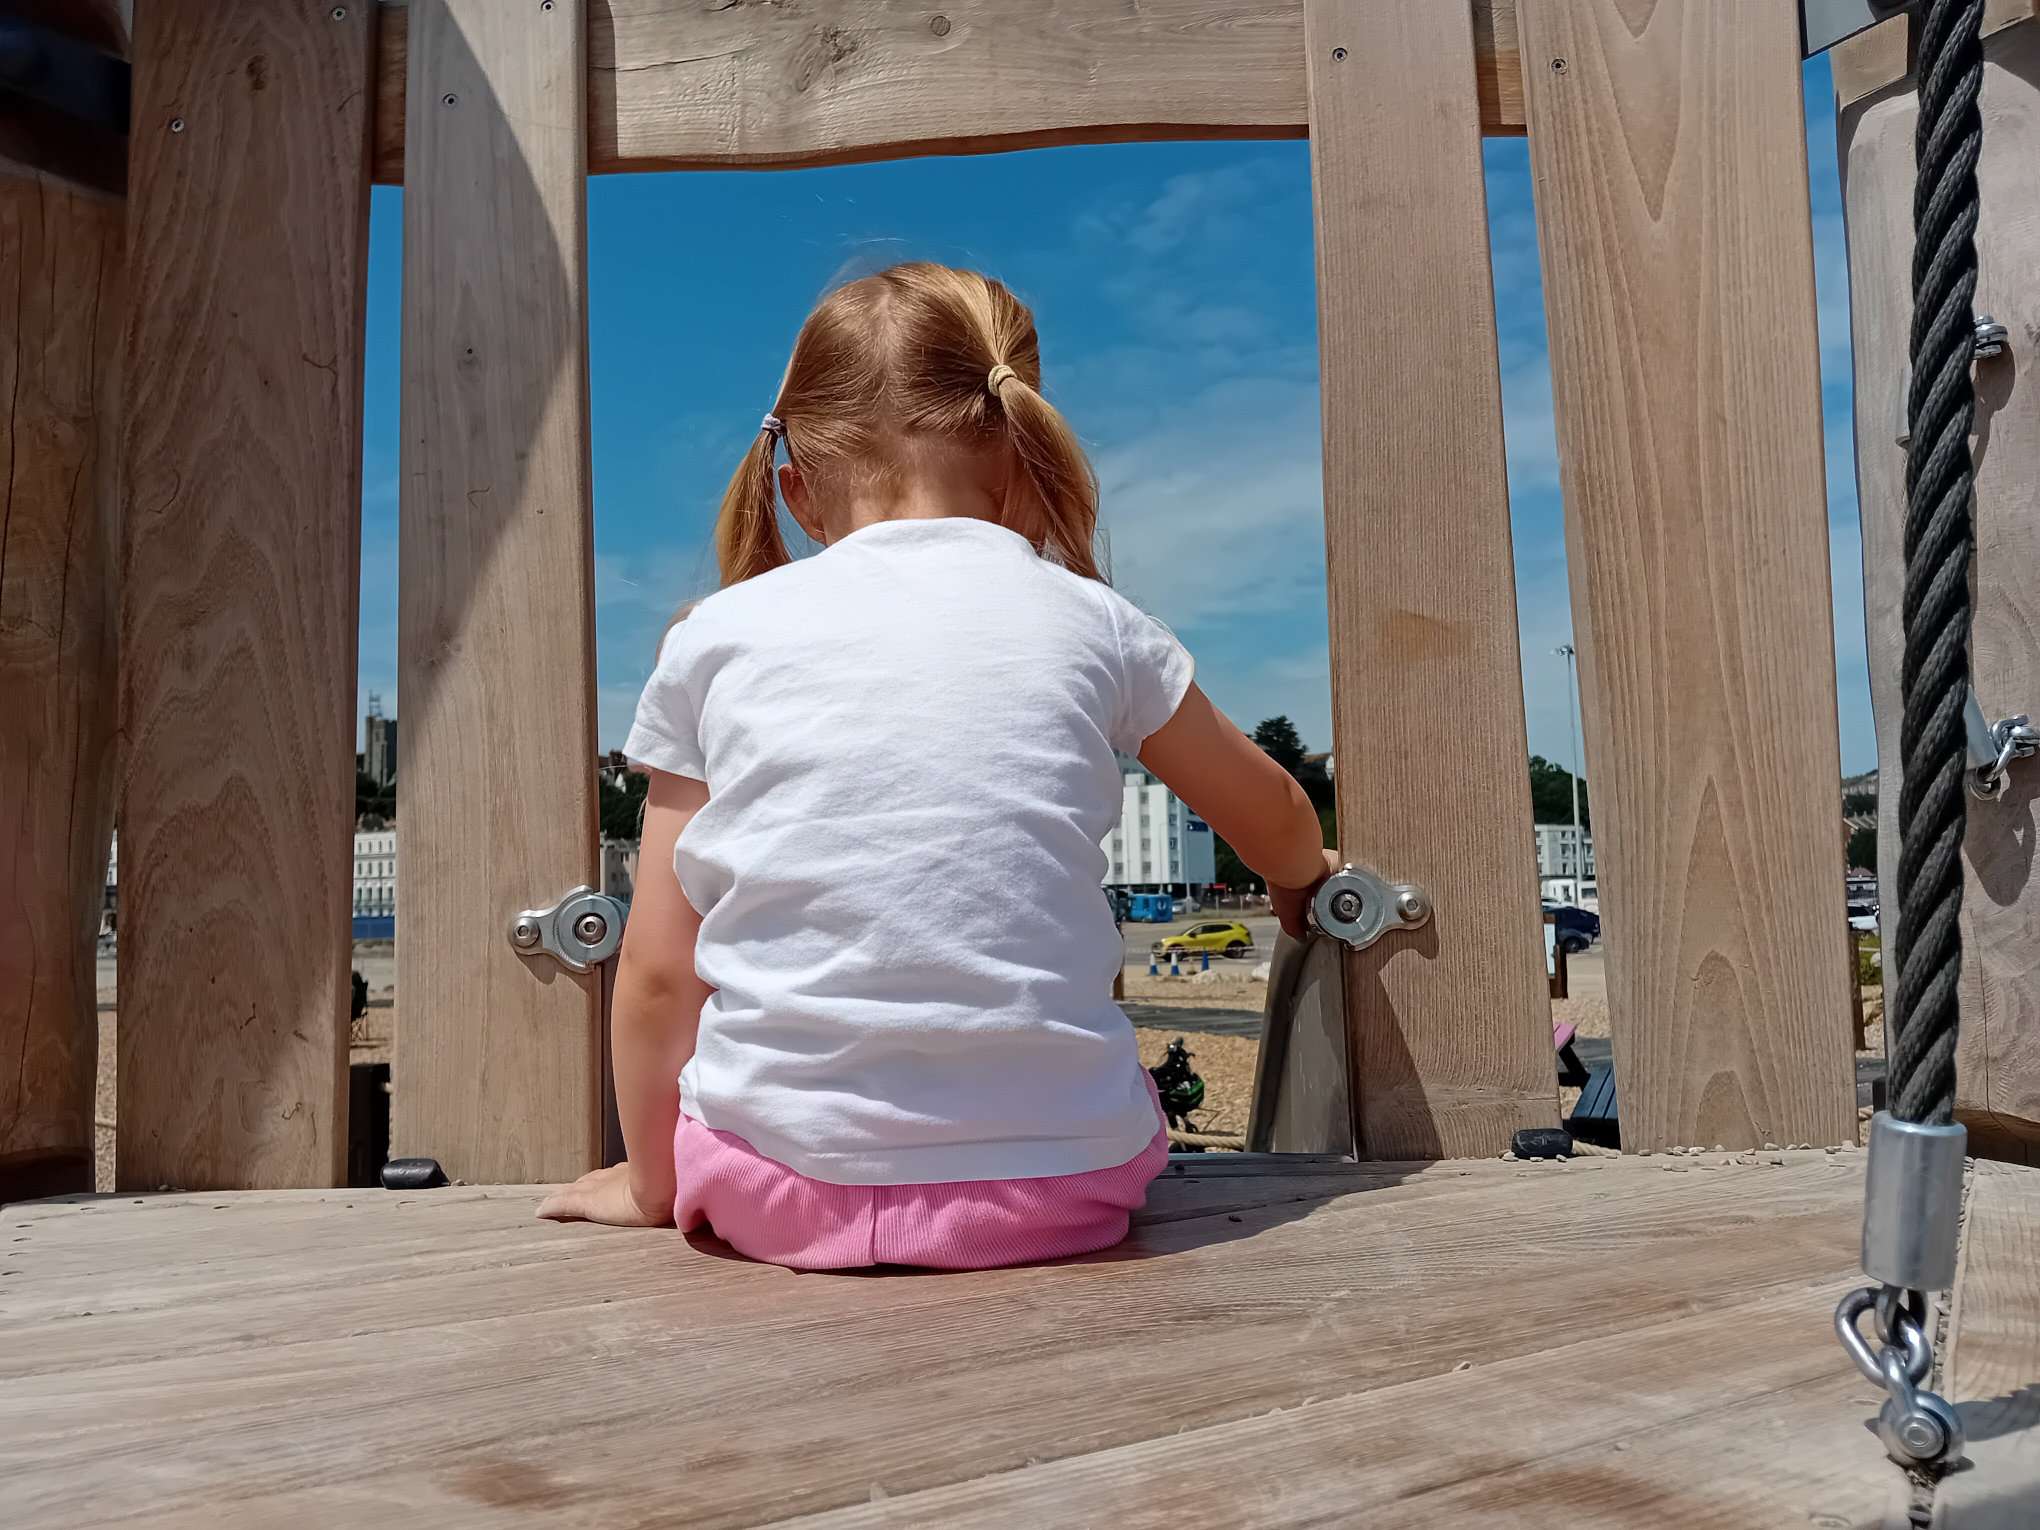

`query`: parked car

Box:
[1154,920,1256,959]
[1543,901,1600,955]
[1846,896,1879,933]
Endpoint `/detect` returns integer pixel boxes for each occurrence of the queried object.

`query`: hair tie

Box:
[760,413,786,440]
[986,364,1018,400]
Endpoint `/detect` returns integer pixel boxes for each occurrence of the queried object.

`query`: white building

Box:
[1103,767,1216,894]
[1535,822,1596,908]
[601,838,639,903]
[354,829,396,918]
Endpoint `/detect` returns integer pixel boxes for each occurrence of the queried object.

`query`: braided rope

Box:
[1891,0,1985,1127]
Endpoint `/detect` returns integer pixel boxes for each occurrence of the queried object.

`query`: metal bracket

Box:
[507,886,626,973]
[1964,686,2039,801]
[1309,864,1431,951]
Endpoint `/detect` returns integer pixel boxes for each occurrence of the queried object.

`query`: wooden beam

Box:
[371,0,1530,181]
[1306,0,1558,1160]
[0,171,122,1203]
[395,0,601,1184]
[1831,1,2036,109]
[118,0,376,1189]
[1839,19,2040,1162]
[1517,0,1858,1153]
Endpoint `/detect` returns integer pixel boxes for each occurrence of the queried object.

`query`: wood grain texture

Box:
[395,0,600,1184]
[117,0,375,1191]
[1838,21,2040,1158]
[1937,1159,2040,1528]
[0,172,122,1203]
[0,1151,1929,1528]
[1517,0,1857,1153]
[370,0,1531,181]
[1306,0,1558,1160]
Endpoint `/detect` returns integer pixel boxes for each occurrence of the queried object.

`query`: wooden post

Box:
[119,1,377,1189]
[0,159,123,1203]
[395,0,600,1184]
[1304,0,1559,1160]
[1516,0,1858,1152]
[1838,17,2040,1163]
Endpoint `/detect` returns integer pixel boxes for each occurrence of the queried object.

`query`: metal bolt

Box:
[442,92,458,108]
[1331,46,1347,61]
[1330,889,1364,924]
[929,14,950,35]
[169,118,185,132]
[542,0,555,10]
[511,917,541,949]
[1974,315,2009,359]
[331,6,347,19]
[1396,888,1429,922]
[1551,57,1568,73]
[1895,1411,1947,1459]
[572,911,608,946]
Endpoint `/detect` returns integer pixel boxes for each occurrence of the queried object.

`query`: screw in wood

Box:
[1551,57,1568,73]
[929,14,950,35]
[1331,46,1347,61]
[442,93,458,107]
[331,6,346,18]
[169,118,184,132]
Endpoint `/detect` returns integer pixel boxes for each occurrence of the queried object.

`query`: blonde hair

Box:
[715,263,1101,586]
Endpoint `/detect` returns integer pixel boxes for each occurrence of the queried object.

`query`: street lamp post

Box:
[1555,644,1582,899]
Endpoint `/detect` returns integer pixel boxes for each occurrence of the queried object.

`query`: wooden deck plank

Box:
[396,0,601,1184]
[370,0,1530,182]
[1515,0,1858,1153]
[1305,0,1558,1160]
[116,0,377,1190]
[0,1156,1888,1527]
[1936,1159,2040,1528]
[761,1293,1906,1530]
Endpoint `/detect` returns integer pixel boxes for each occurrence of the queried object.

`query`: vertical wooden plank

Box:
[395,0,598,1184]
[0,170,123,1202]
[1305,0,1558,1160]
[119,0,375,1190]
[1840,19,2040,1162]
[1517,0,1857,1152]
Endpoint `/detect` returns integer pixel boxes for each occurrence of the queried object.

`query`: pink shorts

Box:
[672,1077,1170,1271]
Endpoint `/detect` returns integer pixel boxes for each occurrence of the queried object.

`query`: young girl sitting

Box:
[539,263,1336,1269]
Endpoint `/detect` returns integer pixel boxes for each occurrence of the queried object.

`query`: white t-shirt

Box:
[624,516,1194,1184]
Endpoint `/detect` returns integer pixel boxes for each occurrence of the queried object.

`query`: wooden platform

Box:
[4,1152,2036,1528]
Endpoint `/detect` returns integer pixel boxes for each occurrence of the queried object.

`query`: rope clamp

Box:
[1963,687,2038,800]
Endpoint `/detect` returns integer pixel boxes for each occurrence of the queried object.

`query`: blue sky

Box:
[357,53,1873,778]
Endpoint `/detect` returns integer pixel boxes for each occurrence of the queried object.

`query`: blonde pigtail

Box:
[714,428,791,587]
[990,372,1102,582]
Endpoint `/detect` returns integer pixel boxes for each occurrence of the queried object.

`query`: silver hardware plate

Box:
[1309,864,1432,951]
[507,885,626,974]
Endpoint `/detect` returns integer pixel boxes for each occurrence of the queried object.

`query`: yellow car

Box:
[1153,921,1256,959]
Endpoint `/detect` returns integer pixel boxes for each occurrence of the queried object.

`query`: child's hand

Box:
[537,1163,673,1228]
[1270,849,1343,941]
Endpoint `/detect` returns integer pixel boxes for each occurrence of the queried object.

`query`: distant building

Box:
[1535,822,1595,907]
[354,829,396,919]
[1103,758,1216,896]
[364,694,397,789]
[601,839,639,902]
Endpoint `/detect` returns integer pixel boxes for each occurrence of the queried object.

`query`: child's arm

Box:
[538,768,712,1225]
[1136,683,1340,937]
